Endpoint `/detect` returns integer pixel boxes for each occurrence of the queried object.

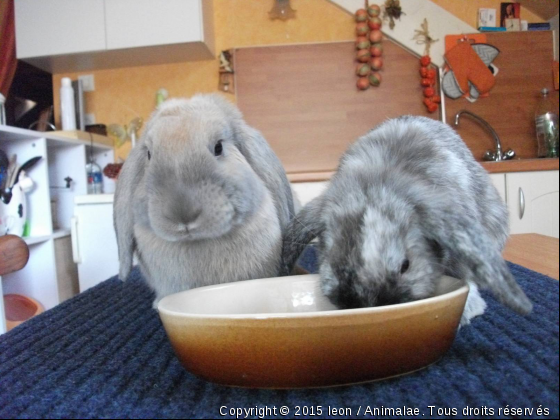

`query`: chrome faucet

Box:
[454,110,515,162]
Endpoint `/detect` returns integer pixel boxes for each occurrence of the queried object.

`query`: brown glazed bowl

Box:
[158,274,468,389]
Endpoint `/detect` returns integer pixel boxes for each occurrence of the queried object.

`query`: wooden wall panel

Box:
[235,40,438,178]
[445,31,558,161]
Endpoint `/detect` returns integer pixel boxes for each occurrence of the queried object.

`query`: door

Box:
[104,0,202,50]
[506,171,559,238]
[72,201,119,292]
[15,0,106,58]
[489,173,506,203]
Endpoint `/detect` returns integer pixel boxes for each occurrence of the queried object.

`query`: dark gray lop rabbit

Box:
[114,94,294,306]
[281,116,532,323]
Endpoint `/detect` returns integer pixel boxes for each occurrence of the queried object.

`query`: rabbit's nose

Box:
[374,281,404,306]
[180,206,202,226]
[375,292,402,306]
[186,220,201,232]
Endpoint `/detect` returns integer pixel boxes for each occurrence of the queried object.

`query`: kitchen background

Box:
[48,0,549,160]
[0,0,558,333]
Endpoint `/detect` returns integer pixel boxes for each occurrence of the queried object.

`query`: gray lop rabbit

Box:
[114,94,294,306]
[281,116,532,323]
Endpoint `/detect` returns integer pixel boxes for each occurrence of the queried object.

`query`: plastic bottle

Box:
[60,77,77,130]
[535,88,559,158]
[86,161,103,194]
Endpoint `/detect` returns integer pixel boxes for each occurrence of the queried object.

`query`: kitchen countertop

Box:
[481,158,559,174]
[289,159,559,182]
[75,194,115,205]
[503,234,559,280]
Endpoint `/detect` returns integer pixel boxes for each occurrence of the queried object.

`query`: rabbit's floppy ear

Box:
[234,123,295,228]
[423,211,532,315]
[113,140,146,281]
[280,197,325,276]
[206,94,294,229]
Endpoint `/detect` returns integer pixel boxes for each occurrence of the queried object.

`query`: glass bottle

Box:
[535,88,559,158]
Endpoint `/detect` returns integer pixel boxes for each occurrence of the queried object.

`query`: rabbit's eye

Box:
[147,150,151,160]
[400,259,410,274]
[214,140,223,156]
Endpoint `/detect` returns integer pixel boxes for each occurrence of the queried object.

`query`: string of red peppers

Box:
[419,55,440,113]
[355,3,383,90]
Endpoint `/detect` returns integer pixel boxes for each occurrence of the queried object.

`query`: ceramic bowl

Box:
[4,294,44,331]
[158,274,468,389]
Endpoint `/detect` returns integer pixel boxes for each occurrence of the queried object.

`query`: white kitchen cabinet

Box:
[506,171,559,238]
[105,0,205,50]
[291,182,328,209]
[68,169,560,299]
[14,0,214,73]
[14,0,106,58]
[489,173,507,203]
[72,195,119,293]
[290,175,507,209]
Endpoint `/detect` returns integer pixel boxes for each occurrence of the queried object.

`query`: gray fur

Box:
[281,116,532,320]
[114,94,294,306]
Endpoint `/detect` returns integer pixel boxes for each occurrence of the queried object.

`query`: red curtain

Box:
[0,0,17,97]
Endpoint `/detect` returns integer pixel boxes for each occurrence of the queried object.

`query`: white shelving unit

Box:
[0,125,114,334]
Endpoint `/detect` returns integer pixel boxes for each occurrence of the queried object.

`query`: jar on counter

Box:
[535,88,559,158]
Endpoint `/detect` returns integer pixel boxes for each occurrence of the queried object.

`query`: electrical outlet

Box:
[79,74,95,92]
[84,113,96,126]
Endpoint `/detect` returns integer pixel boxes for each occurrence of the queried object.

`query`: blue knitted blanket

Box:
[0,249,558,419]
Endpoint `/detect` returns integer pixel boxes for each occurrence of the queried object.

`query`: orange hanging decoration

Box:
[413,19,440,113]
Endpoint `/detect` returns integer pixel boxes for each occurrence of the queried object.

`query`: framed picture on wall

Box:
[500,2,520,28]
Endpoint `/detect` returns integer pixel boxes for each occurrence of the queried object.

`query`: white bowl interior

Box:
[159,275,466,317]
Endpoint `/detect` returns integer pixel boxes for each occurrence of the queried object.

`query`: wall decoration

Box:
[268,0,296,21]
[355,2,383,91]
[383,0,404,30]
[413,19,439,113]
[334,0,480,68]
[500,2,520,28]
[442,35,500,103]
[478,8,497,29]
[219,50,235,93]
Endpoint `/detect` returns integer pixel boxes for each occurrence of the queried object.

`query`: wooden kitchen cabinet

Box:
[506,171,559,238]
[14,0,106,58]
